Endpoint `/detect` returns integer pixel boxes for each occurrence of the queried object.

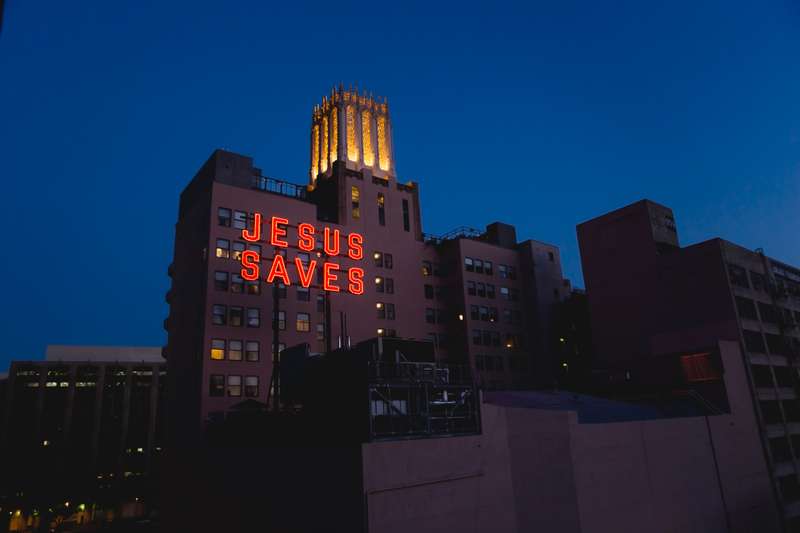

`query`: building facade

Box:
[578,199,800,529]
[165,86,570,431]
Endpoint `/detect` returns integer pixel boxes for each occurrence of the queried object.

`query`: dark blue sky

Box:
[1,1,798,369]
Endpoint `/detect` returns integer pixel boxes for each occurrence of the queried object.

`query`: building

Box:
[0,345,165,529]
[578,199,800,529]
[164,85,570,432]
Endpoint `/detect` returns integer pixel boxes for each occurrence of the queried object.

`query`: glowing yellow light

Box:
[376,303,383,309]
[559,337,566,343]
[375,277,382,284]
[311,124,320,183]
[320,115,329,173]
[361,109,374,166]
[64,502,70,508]
[373,252,380,259]
[506,343,513,348]
[377,328,384,335]
[329,108,338,164]
[346,105,358,162]
[136,447,143,453]
[562,362,568,368]
[378,114,390,171]
[458,314,464,321]
[42,440,49,447]
[78,504,86,511]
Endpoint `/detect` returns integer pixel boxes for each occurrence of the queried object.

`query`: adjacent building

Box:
[165,85,570,432]
[578,199,800,529]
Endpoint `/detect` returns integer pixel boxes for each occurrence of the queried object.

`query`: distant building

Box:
[578,199,800,528]
[0,345,165,527]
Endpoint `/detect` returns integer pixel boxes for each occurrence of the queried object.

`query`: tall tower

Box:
[309,85,396,185]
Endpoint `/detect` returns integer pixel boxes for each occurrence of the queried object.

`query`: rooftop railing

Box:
[251,175,310,202]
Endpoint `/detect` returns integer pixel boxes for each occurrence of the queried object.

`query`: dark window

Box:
[479,306,489,321]
[766,334,788,356]
[231,273,244,293]
[751,365,774,388]
[377,193,386,226]
[467,281,476,296]
[425,308,435,324]
[233,210,248,230]
[476,355,485,371]
[246,279,260,295]
[386,303,396,320]
[489,307,498,322]
[503,309,512,324]
[424,284,434,299]
[212,305,227,325]
[214,271,229,291]
[477,283,486,297]
[384,254,393,269]
[316,294,325,312]
[770,437,792,462]
[246,242,261,255]
[758,302,780,324]
[472,329,482,345]
[465,257,474,272]
[484,261,493,276]
[245,376,259,398]
[482,330,492,346]
[274,311,286,331]
[376,276,385,293]
[402,199,410,232]
[507,266,517,280]
[209,375,225,397]
[774,366,793,388]
[436,309,444,324]
[276,283,287,299]
[727,264,749,288]
[475,259,484,274]
[548,251,555,262]
[470,305,479,320]
[435,286,444,300]
[245,341,259,362]
[377,302,387,319]
[743,330,766,353]
[218,208,232,227]
[297,252,310,264]
[385,278,394,294]
[229,307,243,327]
[487,284,496,299]
[316,323,325,341]
[297,287,310,301]
[760,400,782,424]
[750,271,767,292]
[247,308,260,327]
[374,252,383,267]
[735,297,758,320]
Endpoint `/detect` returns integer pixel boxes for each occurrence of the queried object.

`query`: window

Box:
[758,302,780,324]
[216,239,230,259]
[374,252,383,267]
[425,308,435,324]
[766,334,788,356]
[227,375,242,397]
[210,375,225,396]
[736,297,758,320]
[489,307,498,322]
[477,283,486,297]
[296,312,311,332]
[210,339,225,360]
[386,303,396,320]
[233,210,248,230]
[422,261,432,276]
[245,376,259,397]
[316,294,325,312]
[377,193,386,226]
[743,330,766,353]
[214,271,229,291]
[274,310,286,330]
[491,331,501,347]
[510,288,520,301]
[465,257,474,272]
[231,273,244,293]
[228,340,243,361]
[472,329,482,345]
[548,251,555,262]
[232,241,245,260]
[276,283,287,298]
[316,323,325,341]
[500,287,510,300]
[750,271,767,292]
[297,287,310,301]
[728,264,749,288]
[297,252,310,264]
[245,341,259,362]
[247,308,260,327]
[212,305,227,325]
[229,307,243,327]
[498,265,508,279]
[475,259,484,274]
[485,261,493,275]
[435,286,444,300]
[482,330,492,346]
[376,276,385,293]
[424,284,434,299]
[385,254,393,269]
[377,302,386,319]
[487,284,496,299]
[470,305,479,320]
[218,208,231,227]
[273,343,286,359]
[479,306,489,321]
[503,309,512,324]
[246,243,261,255]
[246,279,260,295]
[507,266,517,280]
[402,199,410,231]
[467,281,476,296]
[352,186,360,219]
[385,278,394,294]
[680,352,720,382]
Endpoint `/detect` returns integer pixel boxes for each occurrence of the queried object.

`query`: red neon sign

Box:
[237,215,366,294]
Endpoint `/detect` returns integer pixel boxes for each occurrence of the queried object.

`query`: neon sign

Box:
[239,214,365,295]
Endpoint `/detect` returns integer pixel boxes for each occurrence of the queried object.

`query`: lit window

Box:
[352,186,360,219]
[215,239,230,259]
[377,193,386,226]
[229,306,243,327]
[229,340,243,361]
[218,208,231,227]
[246,308,260,328]
[500,287,510,300]
[232,241,245,261]
[245,376,259,397]
[245,341,260,362]
[210,339,225,360]
[214,271,229,291]
[209,375,225,396]
[212,305,227,325]
[233,210,248,230]
[296,312,311,332]
[422,261,432,276]
[227,375,242,397]
[246,279,260,295]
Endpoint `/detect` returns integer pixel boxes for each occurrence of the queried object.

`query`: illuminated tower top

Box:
[309,84,395,186]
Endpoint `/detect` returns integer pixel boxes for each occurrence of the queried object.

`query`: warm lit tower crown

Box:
[309,85,395,185]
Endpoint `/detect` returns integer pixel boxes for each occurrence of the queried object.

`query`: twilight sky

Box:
[0,1,798,369]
